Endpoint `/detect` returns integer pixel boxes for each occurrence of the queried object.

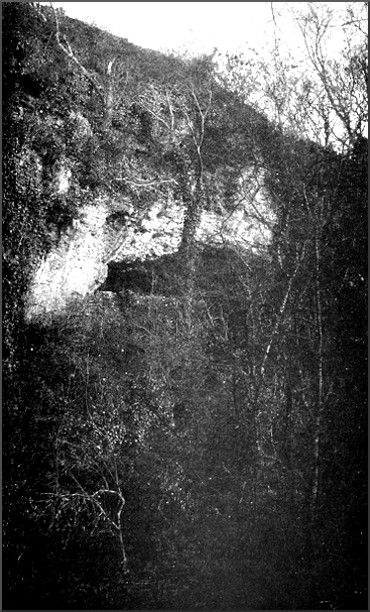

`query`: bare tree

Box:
[296,2,368,149]
[219,3,367,151]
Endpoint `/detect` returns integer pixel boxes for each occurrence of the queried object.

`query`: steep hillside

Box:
[4,2,276,321]
[3,3,367,610]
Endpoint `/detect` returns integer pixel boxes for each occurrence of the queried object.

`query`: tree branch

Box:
[51,4,105,103]
[260,241,307,377]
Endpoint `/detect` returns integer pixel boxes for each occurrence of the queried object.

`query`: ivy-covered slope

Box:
[4,2,281,322]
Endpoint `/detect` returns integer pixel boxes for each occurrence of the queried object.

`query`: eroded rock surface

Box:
[25,168,275,321]
[26,202,109,321]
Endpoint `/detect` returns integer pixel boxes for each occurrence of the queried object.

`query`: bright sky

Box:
[46,2,366,146]
[50,2,349,58]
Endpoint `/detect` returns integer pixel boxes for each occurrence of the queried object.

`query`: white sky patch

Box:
[47,2,351,59]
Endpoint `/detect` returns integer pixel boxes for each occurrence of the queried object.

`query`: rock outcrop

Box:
[25,165,275,321]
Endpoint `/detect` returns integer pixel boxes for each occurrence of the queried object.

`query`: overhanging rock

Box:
[25,169,275,321]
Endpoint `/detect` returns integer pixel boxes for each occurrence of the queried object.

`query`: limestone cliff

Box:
[6,2,277,323]
[25,165,274,321]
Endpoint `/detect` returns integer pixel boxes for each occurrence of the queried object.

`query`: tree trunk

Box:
[179,176,203,326]
[283,374,296,507]
[311,208,324,524]
[117,525,128,574]
[283,377,293,471]
[102,59,115,131]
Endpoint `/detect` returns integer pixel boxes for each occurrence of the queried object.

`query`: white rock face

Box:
[69,110,93,140]
[197,194,274,251]
[54,159,72,195]
[108,173,274,262]
[25,169,275,321]
[110,201,185,263]
[26,203,108,321]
